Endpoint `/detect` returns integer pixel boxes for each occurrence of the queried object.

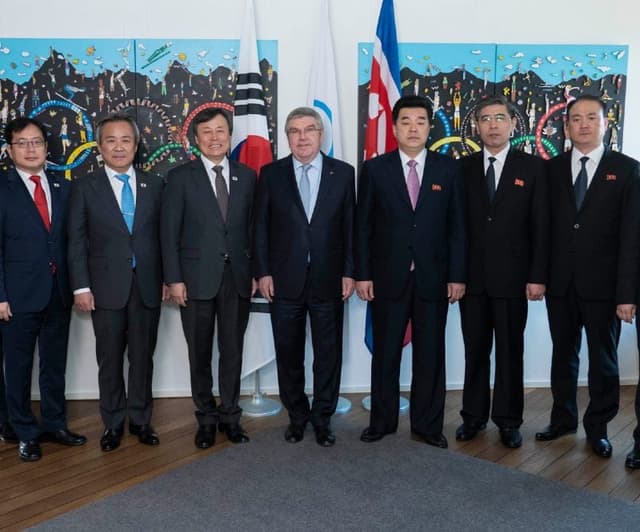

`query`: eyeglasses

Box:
[478,114,508,123]
[286,126,321,137]
[11,139,46,149]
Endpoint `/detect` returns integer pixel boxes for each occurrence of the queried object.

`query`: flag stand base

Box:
[361,395,409,413]
[239,369,282,417]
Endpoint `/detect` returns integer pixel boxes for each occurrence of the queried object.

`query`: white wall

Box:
[4,0,639,398]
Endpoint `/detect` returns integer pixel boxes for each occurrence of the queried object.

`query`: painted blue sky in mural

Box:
[0,39,277,84]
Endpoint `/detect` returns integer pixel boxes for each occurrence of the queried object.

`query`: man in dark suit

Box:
[537,95,640,459]
[68,113,165,452]
[356,95,466,449]
[0,117,86,461]
[254,106,355,447]
[457,96,549,449]
[162,108,256,449]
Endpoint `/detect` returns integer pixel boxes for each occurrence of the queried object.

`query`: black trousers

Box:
[369,273,448,437]
[459,293,527,429]
[546,284,620,439]
[3,276,70,441]
[633,316,640,443]
[270,271,344,429]
[91,272,160,429]
[180,266,249,426]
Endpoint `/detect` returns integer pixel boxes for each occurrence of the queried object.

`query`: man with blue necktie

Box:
[0,117,86,461]
[68,113,166,453]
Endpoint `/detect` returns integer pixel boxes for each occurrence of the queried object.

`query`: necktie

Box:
[574,156,589,210]
[213,165,229,221]
[300,164,311,219]
[407,160,420,210]
[486,156,496,202]
[114,173,135,232]
[114,173,136,268]
[29,175,50,232]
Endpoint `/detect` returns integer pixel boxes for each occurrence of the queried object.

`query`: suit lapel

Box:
[284,156,308,220]
[194,159,225,223]
[7,169,49,232]
[388,151,413,210]
[132,171,150,233]
[471,153,491,210]
[311,154,334,222]
[581,150,611,211]
[47,172,63,234]
[92,170,130,234]
[227,160,245,224]
[492,151,514,207]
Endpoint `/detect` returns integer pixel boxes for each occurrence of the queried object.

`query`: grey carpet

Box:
[32,419,640,531]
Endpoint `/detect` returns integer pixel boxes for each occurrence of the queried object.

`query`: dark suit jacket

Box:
[355,149,466,300]
[162,158,256,299]
[253,153,355,300]
[462,150,549,298]
[67,169,164,310]
[0,169,71,312]
[547,149,640,303]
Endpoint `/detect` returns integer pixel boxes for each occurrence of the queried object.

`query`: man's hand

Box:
[0,301,12,321]
[356,281,374,301]
[342,277,355,301]
[526,283,546,301]
[74,292,95,312]
[251,278,259,297]
[617,303,636,324]
[161,284,171,301]
[448,283,465,304]
[258,276,274,302]
[169,282,188,307]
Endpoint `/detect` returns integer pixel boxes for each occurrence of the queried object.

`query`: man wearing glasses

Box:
[254,107,355,447]
[456,96,549,449]
[0,118,86,461]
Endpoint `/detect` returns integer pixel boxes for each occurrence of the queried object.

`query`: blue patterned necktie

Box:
[115,173,135,267]
[300,164,311,219]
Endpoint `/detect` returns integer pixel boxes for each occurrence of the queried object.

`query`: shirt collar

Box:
[293,151,322,172]
[398,148,427,169]
[105,165,135,180]
[483,144,510,166]
[572,144,605,166]
[201,154,228,174]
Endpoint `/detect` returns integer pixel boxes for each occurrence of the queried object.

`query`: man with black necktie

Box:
[254,106,355,447]
[68,113,165,452]
[457,96,549,449]
[538,95,640,459]
[356,95,466,449]
[0,117,86,461]
[162,108,256,449]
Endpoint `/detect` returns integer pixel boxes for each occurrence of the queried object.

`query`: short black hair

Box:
[95,113,140,144]
[4,117,48,144]
[566,95,606,118]
[392,95,433,123]
[474,95,516,120]
[192,108,233,137]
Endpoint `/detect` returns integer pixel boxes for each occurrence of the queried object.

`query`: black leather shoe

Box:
[625,444,640,469]
[590,437,612,458]
[19,440,42,462]
[0,422,18,444]
[413,432,448,449]
[100,427,123,452]
[284,423,305,443]
[535,424,577,441]
[499,428,522,448]
[130,424,160,446]
[40,428,87,447]
[360,426,386,443]
[219,422,249,444]
[195,424,216,449]
[455,422,487,441]
[314,427,336,447]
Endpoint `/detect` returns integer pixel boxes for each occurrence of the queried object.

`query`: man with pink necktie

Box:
[356,95,466,448]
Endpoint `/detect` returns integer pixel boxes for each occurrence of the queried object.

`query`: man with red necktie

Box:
[0,117,86,462]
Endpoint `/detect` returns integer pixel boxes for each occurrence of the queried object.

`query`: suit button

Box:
[487,216,492,222]
[573,223,580,229]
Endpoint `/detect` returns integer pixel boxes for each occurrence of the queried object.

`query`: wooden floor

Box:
[2,386,640,530]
